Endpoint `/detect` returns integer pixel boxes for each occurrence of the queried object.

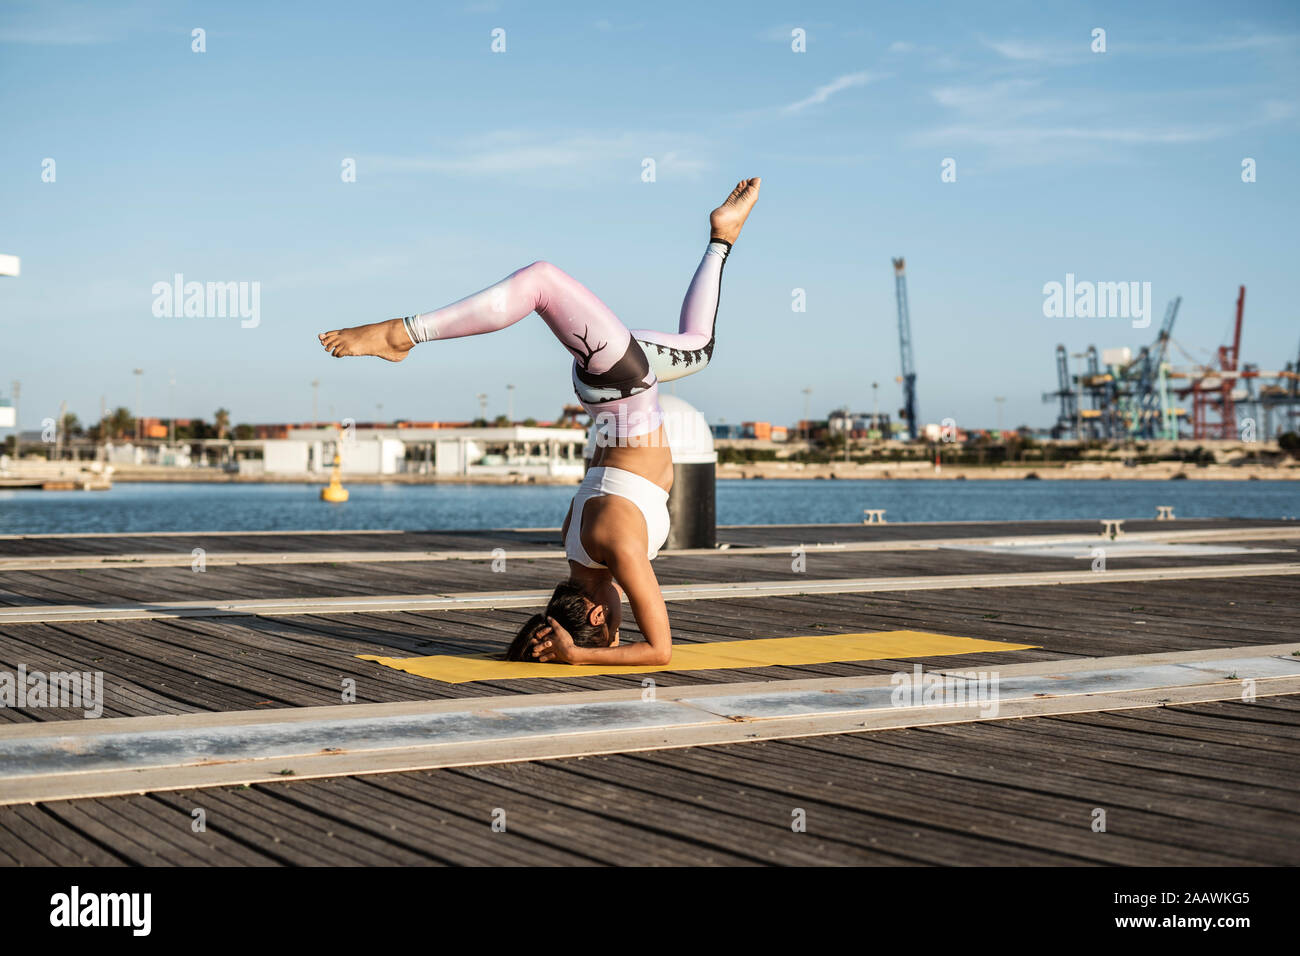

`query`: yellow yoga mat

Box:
[358,630,1037,684]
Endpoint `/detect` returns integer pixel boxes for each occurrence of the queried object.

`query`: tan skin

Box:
[535,425,676,665]
[319,178,761,665]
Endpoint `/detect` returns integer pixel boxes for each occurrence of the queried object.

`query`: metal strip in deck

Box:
[1,561,1297,624]
[946,541,1291,559]
[1,643,1296,805]
[1,525,1295,571]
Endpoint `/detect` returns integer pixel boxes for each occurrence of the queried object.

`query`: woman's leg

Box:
[318,260,632,376]
[319,178,759,370]
[632,239,730,383]
[630,177,760,383]
[403,261,633,377]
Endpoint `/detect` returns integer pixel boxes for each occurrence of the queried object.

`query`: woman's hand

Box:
[532,616,580,664]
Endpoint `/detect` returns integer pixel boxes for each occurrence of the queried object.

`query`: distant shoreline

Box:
[715,462,1300,482]
[90,461,1300,485]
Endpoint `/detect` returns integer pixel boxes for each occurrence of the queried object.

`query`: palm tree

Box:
[106,407,133,440]
[213,408,231,440]
[60,412,82,438]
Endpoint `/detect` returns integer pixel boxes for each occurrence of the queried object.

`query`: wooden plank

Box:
[273,774,584,866]
[452,756,908,865]
[187,785,432,866]
[840,721,1251,834]
[849,721,1298,817]
[967,714,1300,781]
[0,804,122,865]
[5,692,1296,866]
[38,799,203,866]
[778,735,1286,863]
[4,561,1297,625]
[772,732,1299,863]
[0,574,1295,722]
[358,768,668,866]
[631,740,1258,866]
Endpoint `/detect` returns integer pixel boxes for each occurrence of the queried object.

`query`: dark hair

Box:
[505,581,607,661]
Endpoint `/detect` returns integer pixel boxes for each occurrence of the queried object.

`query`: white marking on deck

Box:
[944,540,1292,559]
[0,526,1294,571]
[0,562,1296,624]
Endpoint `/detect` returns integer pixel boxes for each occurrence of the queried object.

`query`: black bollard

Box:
[659,395,717,550]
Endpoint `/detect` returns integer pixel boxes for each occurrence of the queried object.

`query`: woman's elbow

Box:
[651,647,672,666]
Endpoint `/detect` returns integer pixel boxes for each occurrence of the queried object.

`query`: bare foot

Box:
[318,318,413,362]
[709,177,761,245]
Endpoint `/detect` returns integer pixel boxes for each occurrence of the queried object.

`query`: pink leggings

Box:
[402,240,731,437]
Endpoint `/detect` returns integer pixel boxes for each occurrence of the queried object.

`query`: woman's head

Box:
[505,580,618,661]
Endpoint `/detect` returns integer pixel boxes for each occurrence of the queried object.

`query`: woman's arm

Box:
[533,547,672,666]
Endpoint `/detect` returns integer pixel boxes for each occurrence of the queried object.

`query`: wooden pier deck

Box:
[0,517,1297,866]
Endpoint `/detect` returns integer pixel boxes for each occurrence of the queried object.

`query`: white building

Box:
[103,442,193,467]
[278,425,586,479]
[76,424,586,479]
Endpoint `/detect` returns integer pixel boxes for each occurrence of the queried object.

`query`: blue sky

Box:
[2,0,1297,433]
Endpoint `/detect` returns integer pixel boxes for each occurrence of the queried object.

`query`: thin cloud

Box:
[1131,33,1300,55]
[369,130,710,179]
[918,123,1230,147]
[911,68,1290,167]
[887,39,962,72]
[1261,99,1297,121]
[977,34,1097,65]
[759,24,807,43]
[782,71,882,114]
[980,31,1299,64]
[594,18,645,33]
[0,0,151,45]
[983,38,1053,62]
[931,79,1061,120]
[0,25,112,44]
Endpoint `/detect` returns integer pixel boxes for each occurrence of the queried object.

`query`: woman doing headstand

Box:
[318,177,760,665]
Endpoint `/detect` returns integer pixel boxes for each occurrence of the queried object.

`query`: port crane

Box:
[892,257,919,440]
[1042,298,1182,440]
[1177,286,1245,440]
